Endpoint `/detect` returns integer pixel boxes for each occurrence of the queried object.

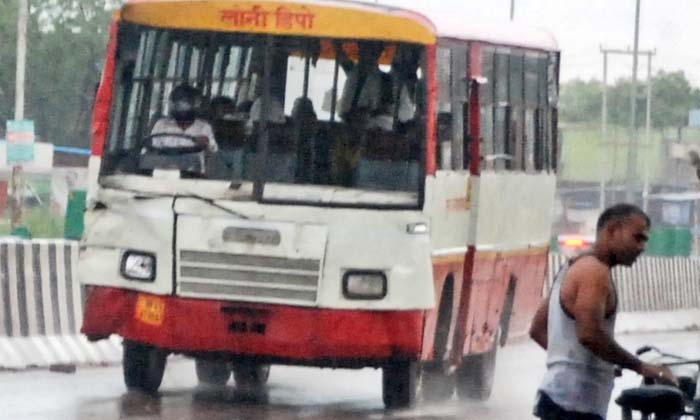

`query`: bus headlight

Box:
[342,271,387,300]
[121,251,156,282]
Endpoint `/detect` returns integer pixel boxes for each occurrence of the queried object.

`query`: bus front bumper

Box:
[81,286,424,365]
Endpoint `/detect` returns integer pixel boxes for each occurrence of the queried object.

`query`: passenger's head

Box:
[358,41,384,68]
[210,96,237,121]
[365,73,394,132]
[168,85,200,125]
[246,96,286,134]
[210,96,247,149]
[393,46,420,80]
[595,204,651,267]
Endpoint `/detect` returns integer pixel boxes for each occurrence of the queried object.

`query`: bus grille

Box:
[178,250,321,304]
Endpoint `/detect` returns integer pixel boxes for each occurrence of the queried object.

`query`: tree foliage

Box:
[0,0,122,146]
[560,70,700,131]
[559,79,603,123]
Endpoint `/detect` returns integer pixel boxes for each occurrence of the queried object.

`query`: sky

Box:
[372,0,700,85]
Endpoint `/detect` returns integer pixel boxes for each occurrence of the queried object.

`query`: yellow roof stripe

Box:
[122,1,436,44]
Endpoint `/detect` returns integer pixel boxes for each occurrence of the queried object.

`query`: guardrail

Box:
[549,253,700,312]
[2,240,699,369]
[0,239,120,369]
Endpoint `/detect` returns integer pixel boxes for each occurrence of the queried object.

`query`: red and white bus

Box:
[80,0,559,407]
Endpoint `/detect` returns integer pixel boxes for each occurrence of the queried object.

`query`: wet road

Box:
[3,331,699,420]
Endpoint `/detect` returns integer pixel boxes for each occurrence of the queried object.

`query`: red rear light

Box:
[563,239,585,248]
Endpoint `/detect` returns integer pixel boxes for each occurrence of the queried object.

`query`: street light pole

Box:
[11,0,29,231]
[510,0,515,20]
[626,0,642,203]
[15,0,27,121]
[642,51,654,212]
[600,49,609,212]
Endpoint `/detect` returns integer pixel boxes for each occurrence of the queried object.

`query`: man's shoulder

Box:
[192,118,212,127]
[152,117,175,129]
[568,255,610,282]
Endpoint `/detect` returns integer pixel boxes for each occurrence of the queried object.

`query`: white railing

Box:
[548,253,700,312]
[0,239,120,369]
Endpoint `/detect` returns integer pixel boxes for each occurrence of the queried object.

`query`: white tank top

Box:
[538,257,617,418]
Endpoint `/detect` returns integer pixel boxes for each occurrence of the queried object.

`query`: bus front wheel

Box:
[455,341,497,400]
[195,359,231,386]
[382,360,418,409]
[123,340,168,394]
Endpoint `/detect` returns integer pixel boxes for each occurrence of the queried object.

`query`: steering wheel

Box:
[141,133,207,155]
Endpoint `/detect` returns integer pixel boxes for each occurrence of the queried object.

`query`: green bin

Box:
[64,190,87,240]
[646,227,692,257]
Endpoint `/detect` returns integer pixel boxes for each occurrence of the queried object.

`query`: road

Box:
[2,331,699,419]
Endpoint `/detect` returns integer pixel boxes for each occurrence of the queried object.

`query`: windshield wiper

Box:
[178,193,251,220]
[102,186,251,220]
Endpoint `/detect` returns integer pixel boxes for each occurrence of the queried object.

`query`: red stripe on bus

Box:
[81,287,424,361]
[91,20,119,157]
[425,44,437,176]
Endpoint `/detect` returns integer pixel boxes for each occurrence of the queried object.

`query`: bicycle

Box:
[616,345,700,420]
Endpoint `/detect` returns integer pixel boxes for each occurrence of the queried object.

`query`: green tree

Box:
[605,71,695,131]
[0,0,18,124]
[650,71,694,130]
[0,0,121,146]
[559,79,602,124]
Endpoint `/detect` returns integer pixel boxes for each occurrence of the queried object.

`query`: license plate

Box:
[134,295,165,327]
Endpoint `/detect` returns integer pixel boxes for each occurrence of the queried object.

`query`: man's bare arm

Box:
[529,297,549,350]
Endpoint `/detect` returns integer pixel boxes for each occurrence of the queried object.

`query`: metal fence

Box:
[2,239,699,368]
[549,253,700,312]
[0,239,120,369]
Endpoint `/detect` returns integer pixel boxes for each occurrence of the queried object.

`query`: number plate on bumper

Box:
[134,295,166,326]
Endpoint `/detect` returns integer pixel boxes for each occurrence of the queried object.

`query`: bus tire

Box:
[382,360,418,409]
[455,339,497,400]
[420,365,455,401]
[195,359,231,386]
[232,363,271,390]
[123,340,167,394]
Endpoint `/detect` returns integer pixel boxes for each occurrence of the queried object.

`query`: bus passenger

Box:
[335,40,384,120]
[151,84,218,153]
[330,108,369,186]
[210,96,246,150]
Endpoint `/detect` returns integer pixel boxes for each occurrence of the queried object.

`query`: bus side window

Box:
[509,52,525,171]
[524,54,538,172]
[450,45,468,171]
[493,51,509,171]
[437,45,468,172]
[436,47,452,170]
[480,48,494,170]
[537,55,550,171]
[548,53,560,172]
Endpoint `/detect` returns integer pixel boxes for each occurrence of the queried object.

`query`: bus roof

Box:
[121,0,437,45]
[428,12,559,52]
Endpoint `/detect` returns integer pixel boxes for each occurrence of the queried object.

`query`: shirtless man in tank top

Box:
[530,203,678,419]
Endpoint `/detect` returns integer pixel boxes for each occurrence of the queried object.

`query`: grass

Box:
[0,206,64,239]
[560,123,677,183]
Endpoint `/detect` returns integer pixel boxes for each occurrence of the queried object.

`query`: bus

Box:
[80,0,559,408]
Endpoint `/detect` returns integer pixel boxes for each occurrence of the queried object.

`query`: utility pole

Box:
[11,0,29,230]
[599,47,654,207]
[600,49,608,212]
[510,0,515,20]
[626,0,642,203]
[642,51,654,212]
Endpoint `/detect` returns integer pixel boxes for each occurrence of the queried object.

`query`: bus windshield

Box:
[101,23,427,207]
